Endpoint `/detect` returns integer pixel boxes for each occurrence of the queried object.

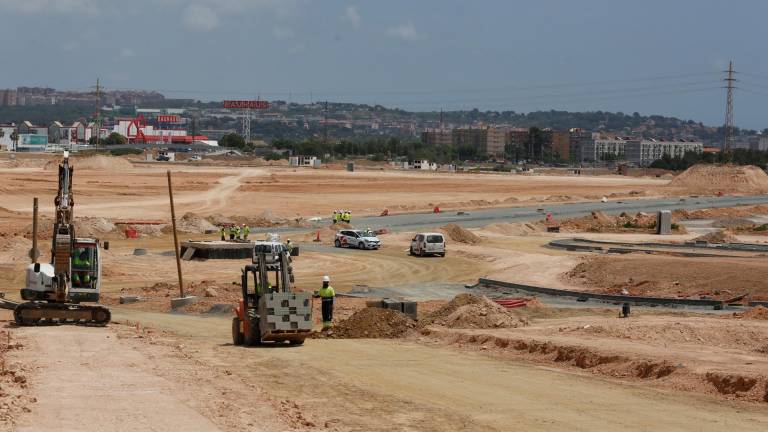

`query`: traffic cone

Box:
[313,230,321,242]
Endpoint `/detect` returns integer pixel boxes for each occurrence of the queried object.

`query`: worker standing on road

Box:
[235,225,242,241]
[286,239,294,255]
[243,224,250,240]
[332,210,339,224]
[219,226,225,241]
[343,210,351,224]
[229,225,235,241]
[315,275,335,329]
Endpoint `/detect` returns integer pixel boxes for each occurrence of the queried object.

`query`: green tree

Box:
[219,133,246,149]
[103,132,128,145]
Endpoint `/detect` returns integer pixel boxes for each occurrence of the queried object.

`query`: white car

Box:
[410,232,446,257]
[334,230,381,250]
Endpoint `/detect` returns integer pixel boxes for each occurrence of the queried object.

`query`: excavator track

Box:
[14,302,111,326]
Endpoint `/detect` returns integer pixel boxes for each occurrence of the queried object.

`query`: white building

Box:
[625,139,703,166]
[288,155,320,167]
[579,138,627,162]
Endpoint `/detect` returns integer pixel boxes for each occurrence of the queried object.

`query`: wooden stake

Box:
[167,170,185,298]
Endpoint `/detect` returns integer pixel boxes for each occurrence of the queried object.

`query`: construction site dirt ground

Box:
[5,154,768,430]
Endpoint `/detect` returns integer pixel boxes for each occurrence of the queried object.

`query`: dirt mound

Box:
[734,305,768,320]
[441,224,481,244]
[669,164,768,194]
[559,211,672,233]
[176,212,217,233]
[205,211,291,228]
[694,230,738,244]
[419,294,528,329]
[0,236,33,262]
[322,307,415,338]
[75,217,117,237]
[713,217,756,230]
[44,155,133,171]
[483,222,543,236]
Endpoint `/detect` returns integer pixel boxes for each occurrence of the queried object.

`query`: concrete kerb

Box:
[171,296,199,309]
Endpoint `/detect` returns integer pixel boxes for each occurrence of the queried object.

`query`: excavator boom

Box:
[15,152,110,326]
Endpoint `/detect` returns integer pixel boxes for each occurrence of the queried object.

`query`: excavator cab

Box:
[69,240,101,302]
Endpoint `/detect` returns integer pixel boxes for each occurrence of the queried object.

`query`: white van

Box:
[409,232,446,257]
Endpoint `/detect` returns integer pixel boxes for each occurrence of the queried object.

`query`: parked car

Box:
[334,230,381,250]
[410,232,446,257]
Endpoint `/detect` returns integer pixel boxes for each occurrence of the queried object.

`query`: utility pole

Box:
[324,100,329,147]
[723,60,737,153]
[92,78,101,146]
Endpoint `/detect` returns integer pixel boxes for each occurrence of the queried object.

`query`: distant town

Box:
[1,85,766,167]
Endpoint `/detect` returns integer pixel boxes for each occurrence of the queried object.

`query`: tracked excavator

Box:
[14,152,111,325]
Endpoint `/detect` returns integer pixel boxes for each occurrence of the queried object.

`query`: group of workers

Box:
[219,224,250,241]
[332,210,352,224]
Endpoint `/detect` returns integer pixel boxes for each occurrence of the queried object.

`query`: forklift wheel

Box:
[232,317,244,345]
[244,318,261,346]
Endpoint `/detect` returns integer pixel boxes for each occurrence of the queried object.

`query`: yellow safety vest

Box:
[318,285,335,298]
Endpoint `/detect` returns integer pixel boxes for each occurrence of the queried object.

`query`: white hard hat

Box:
[322,275,330,282]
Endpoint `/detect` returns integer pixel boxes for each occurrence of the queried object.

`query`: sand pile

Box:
[734,306,768,320]
[419,294,528,329]
[75,217,117,237]
[559,211,669,233]
[675,204,768,220]
[441,224,481,244]
[694,230,738,244]
[483,222,542,236]
[713,217,756,230]
[176,212,217,233]
[321,307,415,339]
[669,164,768,194]
[44,155,133,171]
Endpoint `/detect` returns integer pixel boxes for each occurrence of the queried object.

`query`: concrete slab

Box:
[171,296,199,309]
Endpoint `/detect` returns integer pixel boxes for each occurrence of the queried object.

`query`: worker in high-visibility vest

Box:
[243,225,250,240]
[332,210,339,224]
[314,275,335,329]
[219,226,226,241]
[228,226,235,241]
[72,249,91,288]
[343,211,351,224]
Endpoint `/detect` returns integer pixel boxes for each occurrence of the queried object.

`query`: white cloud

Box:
[386,23,421,41]
[0,0,97,14]
[344,5,360,28]
[183,4,219,32]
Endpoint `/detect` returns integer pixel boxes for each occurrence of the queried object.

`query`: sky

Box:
[1,0,767,129]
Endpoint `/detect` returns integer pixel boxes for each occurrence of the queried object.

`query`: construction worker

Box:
[315,275,335,329]
[228,225,235,241]
[256,280,273,296]
[332,210,339,224]
[243,224,250,240]
[343,210,351,224]
[72,249,91,288]
[219,226,226,241]
[285,239,294,255]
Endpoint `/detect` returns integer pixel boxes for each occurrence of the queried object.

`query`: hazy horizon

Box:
[1,0,767,129]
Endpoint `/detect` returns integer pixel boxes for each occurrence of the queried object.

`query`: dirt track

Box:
[11,309,766,432]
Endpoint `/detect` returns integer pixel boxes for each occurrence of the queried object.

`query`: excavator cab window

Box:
[72,244,97,289]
